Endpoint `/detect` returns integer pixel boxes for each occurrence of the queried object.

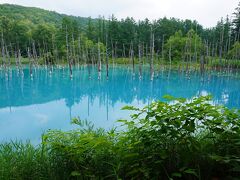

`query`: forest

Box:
[0,3,240,70]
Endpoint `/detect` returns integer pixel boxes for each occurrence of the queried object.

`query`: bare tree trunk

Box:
[194,24,198,62]
[6,46,11,68]
[189,33,192,65]
[205,40,209,65]
[200,55,205,73]
[219,22,225,66]
[43,40,47,67]
[145,44,148,65]
[151,32,154,75]
[194,38,197,63]
[66,26,72,78]
[142,42,145,62]
[169,42,172,65]
[106,34,109,79]
[138,43,142,78]
[1,33,7,71]
[27,47,33,77]
[130,41,135,75]
[86,47,91,78]
[77,35,81,67]
[122,44,126,57]
[97,39,101,72]
[32,41,38,67]
[184,40,187,64]
[215,42,218,58]
[72,33,76,66]
[111,39,114,64]
[14,49,19,71]
[52,34,57,66]
[162,34,165,60]
[90,48,94,66]
[18,49,22,73]
[227,33,231,71]
[114,41,117,59]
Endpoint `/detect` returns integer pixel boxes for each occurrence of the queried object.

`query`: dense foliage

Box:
[1,96,240,179]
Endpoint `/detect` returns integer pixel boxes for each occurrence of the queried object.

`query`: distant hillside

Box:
[0,3,91,27]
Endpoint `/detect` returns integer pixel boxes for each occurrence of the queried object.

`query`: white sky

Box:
[0,0,239,28]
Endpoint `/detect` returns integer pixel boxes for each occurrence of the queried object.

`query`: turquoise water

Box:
[0,65,240,143]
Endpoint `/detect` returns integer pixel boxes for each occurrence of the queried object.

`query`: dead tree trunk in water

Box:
[205,40,209,67]
[86,48,91,78]
[145,44,148,65]
[138,43,142,78]
[122,44,126,57]
[106,34,109,79]
[52,34,57,66]
[14,50,19,71]
[219,22,225,66]
[43,40,47,67]
[168,42,172,65]
[5,46,10,68]
[200,44,206,73]
[97,39,101,72]
[130,41,135,75]
[200,55,205,73]
[46,43,50,68]
[114,41,117,59]
[150,27,154,77]
[227,33,231,71]
[1,33,7,71]
[32,41,38,67]
[194,24,198,62]
[72,33,76,66]
[111,39,114,64]
[77,35,81,67]
[66,26,72,78]
[27,47,33,77]
[18,49,22,73]
[162,34,165,60]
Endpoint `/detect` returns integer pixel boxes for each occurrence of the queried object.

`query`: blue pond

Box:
[0,65,240,143]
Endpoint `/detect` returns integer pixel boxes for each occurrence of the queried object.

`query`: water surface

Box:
[0,65,240,143]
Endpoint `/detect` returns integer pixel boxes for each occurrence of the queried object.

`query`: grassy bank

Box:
[1,56,240,70]
[0,96,240,179]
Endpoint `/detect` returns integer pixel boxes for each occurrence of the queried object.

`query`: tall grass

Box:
[0,141,51,179]
[0,96,240,179]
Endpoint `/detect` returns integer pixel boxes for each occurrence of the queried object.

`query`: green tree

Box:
[228,41,240,59]
[232,2,240,42]
[11,20,32,52]
[165,29,202,61]
[0,16,13,43]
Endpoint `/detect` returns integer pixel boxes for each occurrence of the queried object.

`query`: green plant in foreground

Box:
[119,95,240,179]
[1,96,240,179]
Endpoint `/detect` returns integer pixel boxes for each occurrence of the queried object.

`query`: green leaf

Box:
[117,119,128,123]
[212,127,224,134]
[176,97,186,103]
[184,169,198,177]
[163,95,175,101]
[71,117,81,125]
[121,106,139,111]
[71,171,81,176]
[124,153,139,158]
[171,172,182,177]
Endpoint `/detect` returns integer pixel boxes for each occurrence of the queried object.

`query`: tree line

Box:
[0,3,240,69]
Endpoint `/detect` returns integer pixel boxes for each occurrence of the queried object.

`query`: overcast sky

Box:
[0,0,239,28]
